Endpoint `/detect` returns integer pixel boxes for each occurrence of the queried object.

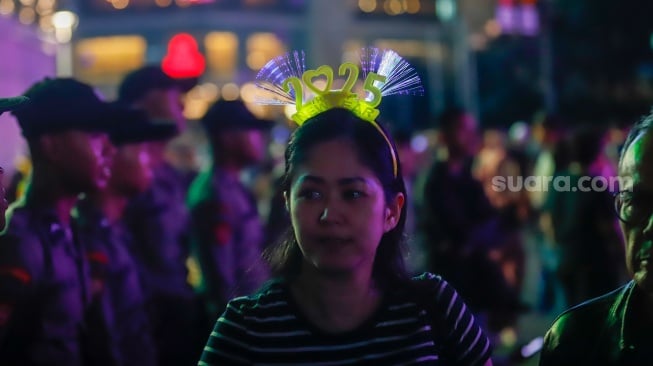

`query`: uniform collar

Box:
[607,280,637,351]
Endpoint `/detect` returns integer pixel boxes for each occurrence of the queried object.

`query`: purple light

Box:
[519,4,539,36]
[496,5,516,34]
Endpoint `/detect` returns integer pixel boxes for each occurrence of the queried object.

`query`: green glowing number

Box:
[363,72,386,107]
[338,62,359,94]
[283,77,303,108]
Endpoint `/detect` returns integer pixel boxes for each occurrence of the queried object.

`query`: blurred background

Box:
[2,1,653,364]
[2,0,653,174]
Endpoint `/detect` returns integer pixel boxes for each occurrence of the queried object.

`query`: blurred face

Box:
[139,88,185,132]
[444,114,480,157]
[0,166,7,231]
[220,129,266,166]
[46,131,115,193]
[619,131,653,296]
[108,143,153,196]
[285,139,403,275]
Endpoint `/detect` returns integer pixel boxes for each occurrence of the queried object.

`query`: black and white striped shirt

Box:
[199,273,491,365]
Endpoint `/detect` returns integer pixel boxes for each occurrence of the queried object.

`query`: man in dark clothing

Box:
[540,112,653,365]
[420,108,495,288]
[74,109,178,366]
[0,78,117,365]
[117,65,202,365]
[188,99,271,318]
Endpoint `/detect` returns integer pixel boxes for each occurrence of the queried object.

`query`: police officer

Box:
[117,65,200,365]
[188,99,271,317]
[0,78,117,366]
[74,109,178,366]
[0,95,29,231]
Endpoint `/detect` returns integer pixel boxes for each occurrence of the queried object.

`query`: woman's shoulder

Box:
[224,278,289,315]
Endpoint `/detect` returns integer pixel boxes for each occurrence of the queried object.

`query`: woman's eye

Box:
[298,190,321,200]
[344,190,364,200]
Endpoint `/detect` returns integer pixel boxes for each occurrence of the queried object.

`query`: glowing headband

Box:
[255,47,424,178]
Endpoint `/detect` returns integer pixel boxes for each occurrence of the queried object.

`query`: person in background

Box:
[74,108,179,366]
[0,95,29,231]
[420,107,495,289]
[199,108,493,365]
[540,110,653,365]
[187,99,271,319]
[117,65,202,365]
[542,126,625,308]
[0,78,116,365]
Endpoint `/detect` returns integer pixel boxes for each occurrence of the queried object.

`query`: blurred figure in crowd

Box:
[540,111,653,365]
[420,107,495,289]
[117,65,201,366]
[542,126,625,308]
[74,109,179,366]
[0,95,29,230]
[0,78,115,365]
[466,148,531,341]
[188,99,271,320]
[530,113,570,313]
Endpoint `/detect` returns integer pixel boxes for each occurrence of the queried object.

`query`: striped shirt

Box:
[199,273,491,365]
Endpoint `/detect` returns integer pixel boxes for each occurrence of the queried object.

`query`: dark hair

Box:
[264,108,409,287]
[619,110,653,169]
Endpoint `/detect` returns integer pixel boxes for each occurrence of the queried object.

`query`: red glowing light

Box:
[162,33,206,78]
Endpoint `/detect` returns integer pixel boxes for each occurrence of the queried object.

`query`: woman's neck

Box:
[290,265,381,333]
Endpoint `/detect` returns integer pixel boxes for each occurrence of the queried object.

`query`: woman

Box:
[199,108,493,365]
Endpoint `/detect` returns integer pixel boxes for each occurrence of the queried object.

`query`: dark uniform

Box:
[0,78,131,366]
[74,199,157,366]
[123,162,201,365]
[0,203,91,366]
[188,166,269,315]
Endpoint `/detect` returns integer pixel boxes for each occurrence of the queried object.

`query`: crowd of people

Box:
[0,62,651,365]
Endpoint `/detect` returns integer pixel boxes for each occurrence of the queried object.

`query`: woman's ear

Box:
[384,192,405,232]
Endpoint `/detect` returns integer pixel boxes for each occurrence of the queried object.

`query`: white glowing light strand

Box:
[360,47,425,101]
[255,50,307,105]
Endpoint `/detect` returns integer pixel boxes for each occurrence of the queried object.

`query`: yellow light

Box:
[205,32,239,77]
[0,0,15,15]
[222,83,240,101]
[240,83,258,103]
[203,83,221,100]
[284,104,296,122]
[39,14,54,32]
[155,0,172,7]
[19,7,36,24]
[111,0,129,10]
[484,19,502,38]
[183,98,210,120]
[384,0,403,15]
[358,0,376,13]
[246,51,267,70]
[405,0,419,13]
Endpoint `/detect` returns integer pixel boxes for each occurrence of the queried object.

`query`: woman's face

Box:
[285,139,403,275]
